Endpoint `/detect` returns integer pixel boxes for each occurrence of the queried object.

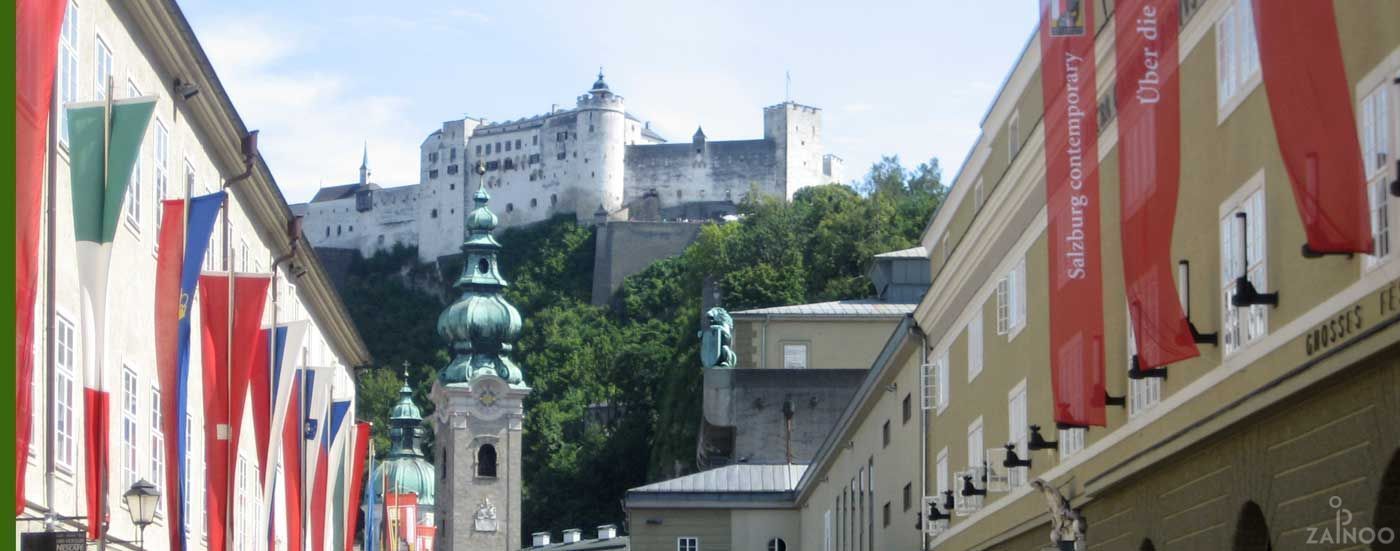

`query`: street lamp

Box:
[122,479,160,549]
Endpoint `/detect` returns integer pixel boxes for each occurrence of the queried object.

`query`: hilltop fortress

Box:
[294,72,844,262]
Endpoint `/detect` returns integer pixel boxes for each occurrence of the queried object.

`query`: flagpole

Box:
[222,181,235,551]
[44,65,60,533]
[96,75,113,551]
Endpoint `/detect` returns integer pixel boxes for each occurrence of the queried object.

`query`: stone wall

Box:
[590,220,704,306]
[702,368,868,465]
[623,139,782,209]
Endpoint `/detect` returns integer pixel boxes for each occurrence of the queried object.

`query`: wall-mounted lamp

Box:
[1003,443,1032,468]
[1177,260,1219,346]
[1128,355,1167,380]
[173,77,199,100]
[1231,213,1279,307]
[1027,425,1058,451]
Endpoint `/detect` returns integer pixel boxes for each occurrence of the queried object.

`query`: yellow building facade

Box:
[628,1,1400,549]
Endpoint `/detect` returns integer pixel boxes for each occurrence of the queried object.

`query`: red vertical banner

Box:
[15,0,68,515]
[1114,0,1199,370]
[1251,1,1372,254]
[346,422,371,551]
[155,200,186,548]
[199,273,270,551]
[1040,0,1106,427]
[281,378,304,551]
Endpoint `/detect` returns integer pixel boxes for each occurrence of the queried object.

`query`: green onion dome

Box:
[371,379,435,505]
[436,189,526,387]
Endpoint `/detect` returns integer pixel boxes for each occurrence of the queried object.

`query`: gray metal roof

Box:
[629,464,807,494]
[873,246,929,259]
[731,300,915,318]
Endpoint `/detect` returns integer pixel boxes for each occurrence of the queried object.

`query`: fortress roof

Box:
[309,182,380,203]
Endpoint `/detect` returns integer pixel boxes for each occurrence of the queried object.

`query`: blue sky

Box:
[180,0,1037,204]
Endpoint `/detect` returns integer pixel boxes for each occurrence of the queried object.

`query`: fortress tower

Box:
[574,70,627,219]
[764,101,827,199]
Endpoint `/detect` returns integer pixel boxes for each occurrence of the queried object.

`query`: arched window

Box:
[506,203,514,213]
[551,194,558,206]
[477,444,497,478]
[766,538,786,551]
[1232,500,1272,551]
[530,198,538,208]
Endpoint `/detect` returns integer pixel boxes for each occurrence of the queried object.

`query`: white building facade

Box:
[19,1,372,550]
[299,73,845,263]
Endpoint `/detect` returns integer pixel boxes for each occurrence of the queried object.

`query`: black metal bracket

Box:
[1003,444,1033,468]
[1301,243,1355,259]
[1189,320,1219,346]
[926,491,953,521]
[1028,424,1058,451]
[1128,355,1168,380]
[961,474,987,497]
[1390,159,1400,197]
[1231,275,1279,308]
[1104,390,1126,407]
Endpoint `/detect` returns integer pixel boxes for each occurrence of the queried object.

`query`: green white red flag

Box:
[66,94,157,539]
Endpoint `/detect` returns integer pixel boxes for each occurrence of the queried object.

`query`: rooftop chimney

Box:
[563,528,583,544]
[532,532,551,547]
[597,525,618,540]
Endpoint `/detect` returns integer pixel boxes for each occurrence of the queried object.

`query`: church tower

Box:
[431,187,530,551]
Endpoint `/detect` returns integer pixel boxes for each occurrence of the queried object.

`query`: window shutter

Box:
[996,277,1010,335]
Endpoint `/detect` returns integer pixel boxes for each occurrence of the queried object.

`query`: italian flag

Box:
[65,94,157,540]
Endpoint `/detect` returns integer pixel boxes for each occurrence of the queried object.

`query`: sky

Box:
[179,0,1038,204]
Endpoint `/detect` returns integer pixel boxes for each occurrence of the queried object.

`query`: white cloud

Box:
[197,16,421,203]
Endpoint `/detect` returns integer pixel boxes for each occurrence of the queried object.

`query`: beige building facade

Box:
[625,1,1400,549]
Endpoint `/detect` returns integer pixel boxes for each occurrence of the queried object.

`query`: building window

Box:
[477,444,497,477]
[495,142,502,153]
[967,417,984,475]
[429,151,439,163]
[450,147,457,161]
[996,257,1028,337]
[551,194,558,206]
[429,169,439,179]
[902,393,911,424]
[486,160,500,171]
[57,1,78,145]
[94,36,113,100]
[1220,184,1268,355]
[882,502,891,527]
[475,145,482,156]
[1008,109,1021,160]
[902,483,912,512]
[1127,313,1161,417]
[504,158,515,170]
[677,537,698,551]
[1363,79,1395,269]
[937,350,950,412]
[967,310,983,381]
[1059,427,1086,459]
[768,538,787,551]
[1007,381,1028,487]
[782,343,808,369]
[153,120,169,245]
[1215,0,1260,115]
[505,140,512,152]
[122,367,139,491]
[505,203,514,213]
[882,420,891,448]
[55,314,76,470]
[935,447,949,498]
[530,198,538,208]
[515,139,522,149]
[151,386,164,511]
[447,164,459,175]
[557,152,567,160]
[125,80,144,234]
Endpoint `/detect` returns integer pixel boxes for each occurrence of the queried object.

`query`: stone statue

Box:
[473,498,498,532]
[1031,479,1087,550]
[699,307,736,368]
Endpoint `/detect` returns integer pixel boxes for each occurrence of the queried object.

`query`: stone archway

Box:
[1377,448,1400,547]
[1232,500,1272,551]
